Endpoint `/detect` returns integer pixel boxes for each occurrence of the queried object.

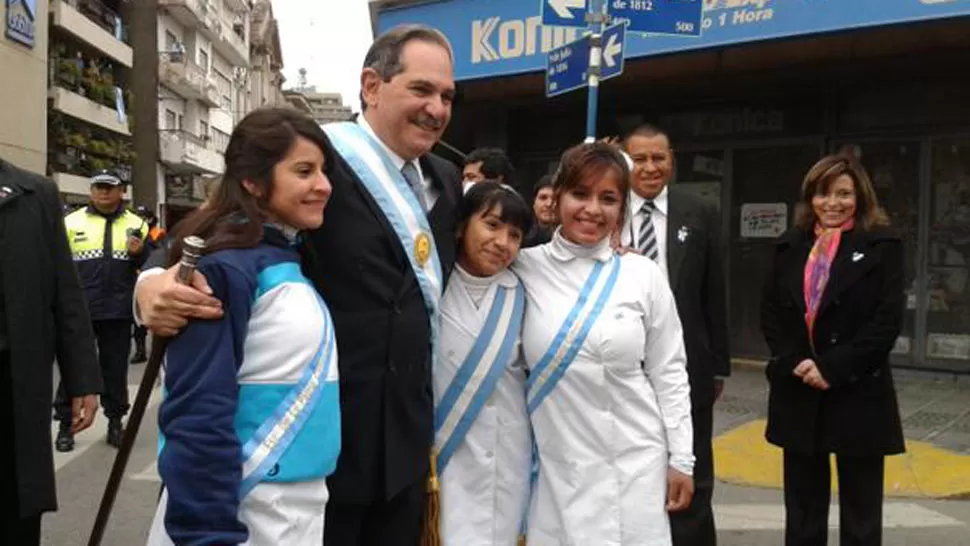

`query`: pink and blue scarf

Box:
[803,219,854,344]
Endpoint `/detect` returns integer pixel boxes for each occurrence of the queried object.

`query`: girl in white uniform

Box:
[434,181,533,546]
[513,143,695,546]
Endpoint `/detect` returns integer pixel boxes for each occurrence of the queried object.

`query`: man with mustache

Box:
[618,124,730,546]
[134,25,461,546]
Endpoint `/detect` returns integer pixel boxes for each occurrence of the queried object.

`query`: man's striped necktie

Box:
[638,200,659,261]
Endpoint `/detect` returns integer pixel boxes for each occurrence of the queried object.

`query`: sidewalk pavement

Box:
[713,362,970,499]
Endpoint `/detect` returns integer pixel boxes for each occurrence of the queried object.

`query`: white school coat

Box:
[513,231,694,546]
[434,266,532,546]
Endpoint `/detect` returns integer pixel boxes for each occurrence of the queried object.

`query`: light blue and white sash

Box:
[526,256,622,414]
[434,284,525,473]
[238,293,336,498]
[322,122,443,337]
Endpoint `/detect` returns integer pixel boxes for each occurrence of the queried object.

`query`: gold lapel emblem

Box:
[414,232,431,267]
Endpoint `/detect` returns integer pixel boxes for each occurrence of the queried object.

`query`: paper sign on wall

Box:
[740,203,787,238]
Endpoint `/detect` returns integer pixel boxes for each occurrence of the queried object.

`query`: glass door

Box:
[729,142,823,359]
[927,137,970,371]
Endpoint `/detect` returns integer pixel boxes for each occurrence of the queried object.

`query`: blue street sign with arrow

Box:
[546,22,626,98]
[608,0,703,36]
[541,0,589,28]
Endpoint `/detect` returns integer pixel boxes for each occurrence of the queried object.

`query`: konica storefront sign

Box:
[376,0,970,81]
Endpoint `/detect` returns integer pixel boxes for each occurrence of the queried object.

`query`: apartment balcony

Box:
[223,0,252,15]
[159,0,221,38]
[49,86,130,136]
[51,0,132,68]
[212,17,250,67]
[159,60,221,108]
[159,130,224,175]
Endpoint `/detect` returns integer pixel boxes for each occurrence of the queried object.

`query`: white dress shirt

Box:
[357,116,439,210]
[622,186,669,279]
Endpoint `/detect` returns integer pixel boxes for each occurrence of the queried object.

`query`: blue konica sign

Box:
[377,0,970,82]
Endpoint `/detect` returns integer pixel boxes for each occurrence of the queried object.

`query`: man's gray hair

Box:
[360,24,454,110]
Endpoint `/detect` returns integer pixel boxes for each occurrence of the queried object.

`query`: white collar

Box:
[629,185,668,216]
[546,227,615,263]
[454,262,518,288]
[357,115,423,180]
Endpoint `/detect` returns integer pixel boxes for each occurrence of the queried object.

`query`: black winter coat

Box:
[760,226,905,457]
[0,161,101,517]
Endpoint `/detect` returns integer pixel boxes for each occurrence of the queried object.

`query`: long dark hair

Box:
[167,108,329,265]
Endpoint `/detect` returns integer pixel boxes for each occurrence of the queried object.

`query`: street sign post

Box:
[608,0,703,36]
[541,0,589,28]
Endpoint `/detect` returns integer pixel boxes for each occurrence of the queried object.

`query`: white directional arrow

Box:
[548,0,586,19]
[602,32,622,67]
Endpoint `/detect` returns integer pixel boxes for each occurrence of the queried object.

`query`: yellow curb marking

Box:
[713,419,970,499]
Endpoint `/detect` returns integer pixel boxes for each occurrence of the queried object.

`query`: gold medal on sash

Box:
[414,232,431,267]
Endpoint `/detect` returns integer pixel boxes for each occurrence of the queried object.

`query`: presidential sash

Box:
[322,122,443,339]
[238,292,336,498]
[434,283,525,474]
[526,256,622,414]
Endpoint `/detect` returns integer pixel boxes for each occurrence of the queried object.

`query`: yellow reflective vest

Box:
[65,206,149,320]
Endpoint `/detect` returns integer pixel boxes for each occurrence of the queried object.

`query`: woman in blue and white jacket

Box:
[146,108,340,546]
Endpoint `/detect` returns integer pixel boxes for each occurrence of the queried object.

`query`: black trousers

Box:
[783,450,885,546]
[132,324,147,347]
[323,480,424,546]
[671,402,717,546]
[54,319,131,422]
[1,352,42,546]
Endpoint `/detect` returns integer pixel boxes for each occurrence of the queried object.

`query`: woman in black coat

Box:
[761,154,905,546]
[0,160,101,544]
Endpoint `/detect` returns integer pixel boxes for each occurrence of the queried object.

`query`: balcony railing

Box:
[159,129,224,174]
[159,59,221,107]
[61,0,129,44]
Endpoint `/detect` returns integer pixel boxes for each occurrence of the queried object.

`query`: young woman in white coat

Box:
[434,181,534,545]
[513,143,695,546]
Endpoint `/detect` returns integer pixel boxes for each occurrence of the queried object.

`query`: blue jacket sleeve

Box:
[157,258,254,546]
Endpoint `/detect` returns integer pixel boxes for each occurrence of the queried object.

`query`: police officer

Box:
[53,170,148,451]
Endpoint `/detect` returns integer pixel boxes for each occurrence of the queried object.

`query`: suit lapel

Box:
[781,232,811,313]
[816,230,880,318]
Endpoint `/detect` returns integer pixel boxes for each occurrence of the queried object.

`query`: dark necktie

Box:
[638,200,659,261]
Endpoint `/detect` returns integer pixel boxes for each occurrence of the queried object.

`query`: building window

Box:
[198,49,209,72]
[199,120,210,140]
[165,31,178,52]
[221,94,232,112]
[212,128,230,153]
[164,109,177,130]
[177,114,184,131]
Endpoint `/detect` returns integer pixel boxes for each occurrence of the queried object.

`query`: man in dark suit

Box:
[135,25,460,546]
[0,159,101,545]
[619,125,730,546]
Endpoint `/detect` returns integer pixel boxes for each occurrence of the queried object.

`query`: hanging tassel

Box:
[420,451,441,546]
